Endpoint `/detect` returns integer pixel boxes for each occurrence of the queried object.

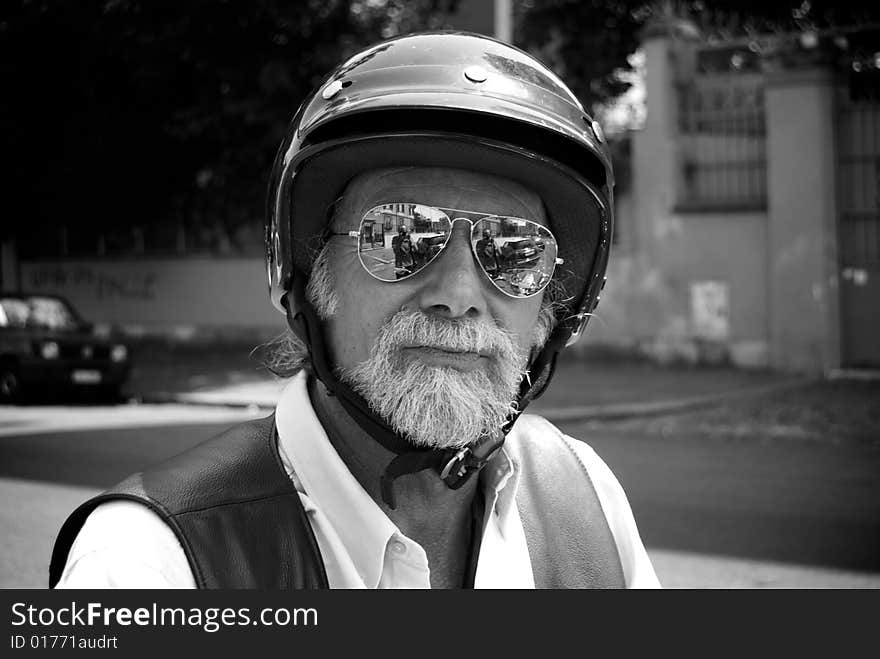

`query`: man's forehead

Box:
[331,166,547,228]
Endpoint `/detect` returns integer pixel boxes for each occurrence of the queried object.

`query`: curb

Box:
[136,377,813,421]
[136,392,277,410]
[531,377,811,421]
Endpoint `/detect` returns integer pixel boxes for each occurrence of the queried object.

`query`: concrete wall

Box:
[584,204,770,366]
[19,257,286,339]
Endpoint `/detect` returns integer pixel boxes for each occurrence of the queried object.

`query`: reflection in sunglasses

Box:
[338,203,560,298]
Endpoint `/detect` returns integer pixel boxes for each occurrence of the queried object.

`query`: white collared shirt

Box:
[56,372,660,589]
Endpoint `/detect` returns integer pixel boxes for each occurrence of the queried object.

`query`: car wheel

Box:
[0,367,21,403]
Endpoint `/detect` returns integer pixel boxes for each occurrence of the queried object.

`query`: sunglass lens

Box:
[472,218,557,297]
[358,204,451,281]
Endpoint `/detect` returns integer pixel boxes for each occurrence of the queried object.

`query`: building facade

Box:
[587,19,880,372]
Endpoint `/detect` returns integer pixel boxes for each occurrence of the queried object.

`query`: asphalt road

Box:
[558,420,880,572]
[1,404,879,587]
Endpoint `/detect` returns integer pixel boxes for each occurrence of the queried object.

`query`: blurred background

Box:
[1,0,878,588]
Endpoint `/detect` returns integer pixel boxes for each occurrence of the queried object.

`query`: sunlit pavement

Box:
[648,548,880,589]
[0,404,268,588]
[0,403,267,438]
[2,403,879,589]
[1,478,101,589]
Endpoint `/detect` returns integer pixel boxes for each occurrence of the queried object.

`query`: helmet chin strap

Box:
[282,276,567,509]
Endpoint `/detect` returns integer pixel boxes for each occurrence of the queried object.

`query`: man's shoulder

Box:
[509,413,661,588]
[105,414,282,514]
[506,414,632,587]
[54,500,197,589]
[51,413,316,589]
[506,413,620,495]
[506,413,578,453]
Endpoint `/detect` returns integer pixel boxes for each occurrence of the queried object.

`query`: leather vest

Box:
[49,415,625,589]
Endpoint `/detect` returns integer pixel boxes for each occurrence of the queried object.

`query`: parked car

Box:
[416,234,447,261]
[500,237,541,268]
[0,293,131,402]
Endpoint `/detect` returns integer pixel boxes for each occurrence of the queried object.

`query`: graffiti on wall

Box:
[27,265,158,301]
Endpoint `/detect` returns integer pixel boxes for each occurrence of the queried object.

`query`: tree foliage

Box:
[1,0,454,244]
[515,0,880,110]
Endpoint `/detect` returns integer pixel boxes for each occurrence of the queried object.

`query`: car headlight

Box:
[40,341,60,360]
[110,345,128,363]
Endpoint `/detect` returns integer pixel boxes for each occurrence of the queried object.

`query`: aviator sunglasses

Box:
[330,203,562,298]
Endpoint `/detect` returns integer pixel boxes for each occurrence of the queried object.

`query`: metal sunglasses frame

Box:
[329,204,564,299]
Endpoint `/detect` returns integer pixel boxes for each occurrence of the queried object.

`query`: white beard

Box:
[338,310,531,450]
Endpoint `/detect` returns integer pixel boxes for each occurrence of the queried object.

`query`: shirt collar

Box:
[274,371,522,587]
[275,372,398,588]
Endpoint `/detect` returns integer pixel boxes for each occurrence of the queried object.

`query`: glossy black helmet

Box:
[266,31,613,358]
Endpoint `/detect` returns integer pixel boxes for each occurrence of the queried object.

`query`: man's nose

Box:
[415,223,488,320]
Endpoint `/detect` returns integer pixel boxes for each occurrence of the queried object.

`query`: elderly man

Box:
[50,32,658,589]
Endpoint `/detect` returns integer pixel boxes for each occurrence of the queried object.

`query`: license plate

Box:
[71,369,102,384]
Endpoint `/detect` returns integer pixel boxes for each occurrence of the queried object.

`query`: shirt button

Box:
[390,540,406,555]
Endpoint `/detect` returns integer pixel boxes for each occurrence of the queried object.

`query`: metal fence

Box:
[836,84,880,366]
[677,72,767,210]
[837,94,880,266]
[18,221,265,259]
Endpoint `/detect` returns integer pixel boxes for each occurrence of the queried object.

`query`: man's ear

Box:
[283,278,339,393]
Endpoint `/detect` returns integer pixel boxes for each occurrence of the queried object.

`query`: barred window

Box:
[677,74,767,210]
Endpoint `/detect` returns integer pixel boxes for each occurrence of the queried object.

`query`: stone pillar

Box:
[765,68,840,372]
[616,18,700,348]
[633,18,698,255]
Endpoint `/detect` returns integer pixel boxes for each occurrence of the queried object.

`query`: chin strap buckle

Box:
[439,448,471,482]
[380,437,504,510]
[438,440,503,490]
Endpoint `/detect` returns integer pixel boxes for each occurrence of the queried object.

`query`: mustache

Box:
[338,308,530,449]
[380,310,520,358]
